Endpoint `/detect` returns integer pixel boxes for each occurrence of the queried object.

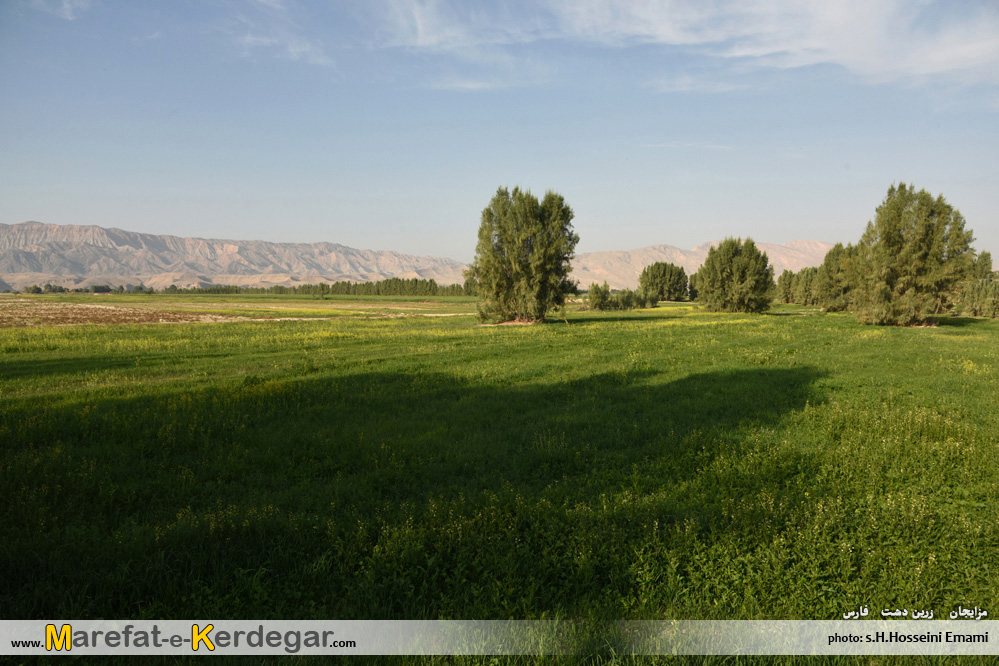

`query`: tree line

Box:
[575,183,995,324]
[775,184,995,323]
[161,277,475,297]
[586,238,774,314]
[18,183,993,326]
[17,277,476,298]
[21,283,118,294]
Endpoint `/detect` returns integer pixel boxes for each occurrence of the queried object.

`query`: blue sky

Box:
[1,0,997,263]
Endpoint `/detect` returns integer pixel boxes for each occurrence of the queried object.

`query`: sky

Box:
[1,0,997,263]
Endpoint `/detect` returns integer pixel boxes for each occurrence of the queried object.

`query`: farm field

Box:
[2,293,998,661]
[0,292,479,326]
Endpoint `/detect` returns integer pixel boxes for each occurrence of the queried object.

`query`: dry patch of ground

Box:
[0,298,239,327]
[478,319,540,327]
[380,312,469,318]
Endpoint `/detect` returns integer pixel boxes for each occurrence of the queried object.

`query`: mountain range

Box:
[0,221,833,292]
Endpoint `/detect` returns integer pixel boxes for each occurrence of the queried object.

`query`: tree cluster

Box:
[21,283,118,294]
[778,184,991,324]
[587,282,657,310]
[775,243,858,311]
[638,262,688,302]
[692,238,775,313]
[466,186,579,322]
[961,277,998,319]
[156,277,474,297]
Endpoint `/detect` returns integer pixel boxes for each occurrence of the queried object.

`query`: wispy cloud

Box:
[374,0,554,51]
[551,0,999,84]
[236,29,334,66]
[368,0,999,86]
[252,0,288,10]
[231,2,334,67]
[27,0,91,21]
[130,30,162,45]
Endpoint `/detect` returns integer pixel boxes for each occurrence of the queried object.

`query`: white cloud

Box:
[237,27,334,66]
[28,0,92,21]
[550,0,999,84]
[130,30,162,45]
[231,3,334,67]
[283,35,334,66]
[371,0,999,85]
[374,0,554,51]
[252,0,288,10]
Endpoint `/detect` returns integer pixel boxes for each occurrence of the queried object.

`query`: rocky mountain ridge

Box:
[1,221,834,291]
[0,221,468,290]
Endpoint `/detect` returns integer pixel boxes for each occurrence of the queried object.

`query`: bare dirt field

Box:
[0,298,239,327]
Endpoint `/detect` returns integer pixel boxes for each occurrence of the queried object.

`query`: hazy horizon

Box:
[2,1,997,264]
[3,219,838,260]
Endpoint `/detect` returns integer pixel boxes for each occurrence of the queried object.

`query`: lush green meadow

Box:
[2,294,998,661]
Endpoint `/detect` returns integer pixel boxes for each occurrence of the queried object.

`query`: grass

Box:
[32,291,481,318]
[2,294,998,663]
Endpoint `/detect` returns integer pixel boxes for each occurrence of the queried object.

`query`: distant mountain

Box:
[570,239,835,290]
[0,221,467,290]
[0,221,835,292]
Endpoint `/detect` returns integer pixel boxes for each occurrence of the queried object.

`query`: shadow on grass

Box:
[0,355,147,380]
[762,311,822,317]
[933,316,995,328]
[560,312,683,325]
[2,365,826,621]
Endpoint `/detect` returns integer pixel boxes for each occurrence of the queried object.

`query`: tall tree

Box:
[687,272,698,301]
[853,183,975,325]
[776,269,794,304]
[972,251,993,280]
[960,250,997,318]
[694,237,775,313]
[466,187,579,322]
[813,243,857,312]
[587,281,611,310]
[791,266,819,306]
[639,262,688,302]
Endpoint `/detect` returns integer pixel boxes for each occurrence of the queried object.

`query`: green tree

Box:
[776,269,794,304]
[587,281,611,310]
[853,183,975,325]
[639,262,687,302]
[962,277,999,318]
[694,237,775,313]
[462,275,478,297]
[587,282,655,311]
[813,243,857,312]
[466,187,579,322]
[959,251,996,318]
[791,266,819,306]
[972,251,993,280]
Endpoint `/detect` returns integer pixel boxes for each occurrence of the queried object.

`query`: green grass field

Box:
[2,294,998,662]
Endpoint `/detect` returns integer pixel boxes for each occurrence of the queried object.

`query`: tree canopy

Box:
[587,282,655,310]
[852,183,975,325]
[694,237,774,313]
[812,242,857,312]
[638,262,687,302]
[466,186,579,322]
